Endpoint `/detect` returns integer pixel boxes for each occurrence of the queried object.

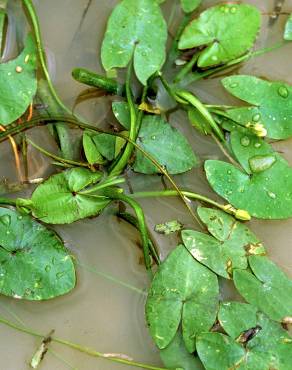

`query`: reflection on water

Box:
[0,0,292,369]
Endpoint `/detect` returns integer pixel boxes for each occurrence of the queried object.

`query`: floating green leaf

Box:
[112,101,131,130]
[146,244,219,353]
[234,256,292,322]
[134,115,197,174]
[178,4,260,68]
[284,14,292,40]
[155,220,183,235]
[182,207,265,278]
[0,34,37,125]
[223,75,292,139]
[205,130,292,219]
[0,207,75,300]
[197,302,292,370]
[31,168,111,224]
[101,0,167,85]
[160,331,203,370]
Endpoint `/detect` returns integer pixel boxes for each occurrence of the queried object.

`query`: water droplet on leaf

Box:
[240,136,250,147]
[252,113,261,122]
[0,215,11,226]
[278,86,289,98]
[249,155,277,173]
[267,191,276,199]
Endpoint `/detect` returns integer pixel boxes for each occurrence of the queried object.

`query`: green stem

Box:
[0,0,7,57]
[22,0,71,115]
[109,63,137,177]
[0,316,167,370]
[118,211,160,265]
[72,68,125,96]
[104,189,152,272]
[27,139,90,168]
[175,90,225,141]
[173,51,199,83]
[0,197,17,206]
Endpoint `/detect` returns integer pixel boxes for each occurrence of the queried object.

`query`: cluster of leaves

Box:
[1,1,292,369]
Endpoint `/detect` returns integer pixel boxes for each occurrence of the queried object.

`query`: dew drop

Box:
[151,135,156,140]
[252,113,261,122]
[249,155,276,173]
[52,257,56,265]
[45,265,51,272]
[254,142,261,148]
[230,82,238,88]
[17,215,23,220]
[211,55,218,61]
[56,271,65,279]
[267,191,276,199]
[278,86,289,98]
[240,136,250,147]
[230,6,237,13]
[0,215,11,226]
[227,170,232,175]
[15,66,23,73]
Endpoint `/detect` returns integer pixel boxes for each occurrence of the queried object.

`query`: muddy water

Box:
[0,0,292,369]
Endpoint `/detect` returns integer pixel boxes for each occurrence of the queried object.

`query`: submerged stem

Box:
[0,316,167,370]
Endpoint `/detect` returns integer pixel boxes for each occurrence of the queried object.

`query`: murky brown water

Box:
[0,0,292,369]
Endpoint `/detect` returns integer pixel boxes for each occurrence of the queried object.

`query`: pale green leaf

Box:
[146,245,219,352]
[178,4,260,68]
[223,75,292,139]
[31,168,111,224]
[284,14,292,40]
[83,131,105,165]
[134,115,197,174]
[0,208,75,300]
[234,256,292,322]
[0,34,37,125]
[182,207,264,278]
[205,130,292,219]
[101,0,167,85]
[181,0,201,13]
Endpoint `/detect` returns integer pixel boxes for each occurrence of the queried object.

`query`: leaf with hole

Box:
[146,244,219,353]
[234,255,292,322]
[205,130,292,219]
[223,75,292,139]
[101,0,167,85]
[182,207,265,278]
[31,168,111,224]
[0,208,75,300]
[0,34,37,125]
[197,302,292,370]
[178,3,261,68]
[134,115,197,174]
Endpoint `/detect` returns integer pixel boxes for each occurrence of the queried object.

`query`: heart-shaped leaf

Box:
[178,4,261,68]
[284,14,292,40]
[234,255,292,322]
[134,115,197,174]
[31,168,111,224]
[198,303,292,370]
[205,130,292,219]
[0,34,37,125]
[160,330,203,370]
[0,208,75,300]
[182,207,265,278]
[146,244,219,353]
[223,75,292,139]
[101,0,167,85]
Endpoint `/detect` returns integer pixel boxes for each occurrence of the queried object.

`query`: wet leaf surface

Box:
[223,75,292,139]
[182,207,265,278]
[112,101,131,130]
[0,34,37,125]
[0,208,75,300]
[178,4,260,68]
[284,14,292,40]
[134,115,197,174]
[198,302,292,370]
[234,255,292,322]
[31,168,111,224]
[205,130,292,219]
[101,0,167,85]
[146,244,219,352]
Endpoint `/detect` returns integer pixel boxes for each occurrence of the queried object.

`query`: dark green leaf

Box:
[0,207,75,300]
[223,75,292,139]
[284,14,292,40]
[182,207,265,278]
[178,4,260,68]
[101,0,167,85]
[134,115,197,174]
[31,168,111,224]
[160,331,203,370]
[146,245,219,352]
[205,130,292,219]
[234,256,292,322]
[83,131,105,165]
[0,34,37,125]
[91,133,117,161]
